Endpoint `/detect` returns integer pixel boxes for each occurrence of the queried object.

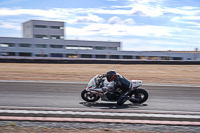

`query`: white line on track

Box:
[0,109,200,119]
[0,106,200,115]
[1,105,200,115]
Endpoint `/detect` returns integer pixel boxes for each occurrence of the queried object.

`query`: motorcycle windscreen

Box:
[87,74,98,89]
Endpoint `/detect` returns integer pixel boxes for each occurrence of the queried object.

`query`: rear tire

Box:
[129,89,148,103]
[81,90,100,102]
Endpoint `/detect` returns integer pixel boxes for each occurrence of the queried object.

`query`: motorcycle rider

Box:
[104,70,131,105]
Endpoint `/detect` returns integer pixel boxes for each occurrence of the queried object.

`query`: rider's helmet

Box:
[106,70,117,82]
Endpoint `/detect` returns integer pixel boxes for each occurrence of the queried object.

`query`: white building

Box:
[0,20,200,61]
[23,20,64,39]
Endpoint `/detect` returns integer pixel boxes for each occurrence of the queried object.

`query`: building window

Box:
[95,46,105,50]
[123,55,132,59]
[51,36,60,39]
[0,44,8,47]
[110,55,119,59]
[1,49,8,56]
[35,44,47,48]
[19,52,32,57]
[161,56,171,60]
[0,43,15,47]
[96,55,106,58]
[19,43,31,47]
[148,56,159,60]
[136,56,146,59]
[50,45,63,48]
[109,47,117,50]
[67,54,78,58]
[34,25,47,28]
[51,53,63,57]
[79,46,92,50]
[34,34,48,39]
[51,26,64,29]
[65,45,93,50]
[7,52,16,56]
[51,35,64,39]
[172,57,182,60]
[35,54,48,57]
[81,54,92,58]
[66,45,78,49]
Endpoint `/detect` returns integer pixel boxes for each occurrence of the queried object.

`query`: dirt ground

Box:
[0,63,200,85]
[0,126,178,133]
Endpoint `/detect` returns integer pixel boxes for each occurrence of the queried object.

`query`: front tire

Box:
[129,89,148,103]
[81,90,100,102]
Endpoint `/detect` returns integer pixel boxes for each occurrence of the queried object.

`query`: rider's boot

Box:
[117,91,129,105]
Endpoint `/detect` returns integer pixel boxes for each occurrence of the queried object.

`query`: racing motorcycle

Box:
[81,74,148,105]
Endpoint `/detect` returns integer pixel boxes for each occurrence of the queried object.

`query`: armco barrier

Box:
[0,56,200,64]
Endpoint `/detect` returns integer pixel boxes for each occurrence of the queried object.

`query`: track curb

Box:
[0,108,199,126]
[0,116,200,126]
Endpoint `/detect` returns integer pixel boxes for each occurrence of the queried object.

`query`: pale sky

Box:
[0,0,200,51]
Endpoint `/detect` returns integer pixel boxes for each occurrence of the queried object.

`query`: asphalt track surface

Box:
[1,81,200,132]
[0,81,200,113]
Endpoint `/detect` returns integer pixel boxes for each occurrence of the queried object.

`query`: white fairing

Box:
[86,75,114,92]
[86,75,98,91]
[130,80,142,90]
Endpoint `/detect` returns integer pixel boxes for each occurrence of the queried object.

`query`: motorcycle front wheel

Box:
[81,90,100,102]
[129,89,148,104]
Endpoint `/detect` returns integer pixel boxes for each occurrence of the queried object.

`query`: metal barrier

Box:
[0,56,200,64]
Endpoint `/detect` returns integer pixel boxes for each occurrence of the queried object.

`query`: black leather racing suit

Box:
[109,74,131,102]
[113,75,130,92]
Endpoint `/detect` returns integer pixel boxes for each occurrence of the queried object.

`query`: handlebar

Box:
[98,74,106,79]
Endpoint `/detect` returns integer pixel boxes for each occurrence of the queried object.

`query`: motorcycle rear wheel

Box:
[129,88,148,103]
[81,90,100,102]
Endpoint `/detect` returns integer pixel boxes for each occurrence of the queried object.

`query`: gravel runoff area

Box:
[1,121,200,133]
[0,63,200,132]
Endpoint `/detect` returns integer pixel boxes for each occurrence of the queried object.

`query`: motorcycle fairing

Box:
[86,74,114,92]
[130,80,142,91]
[86,75,98,91]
